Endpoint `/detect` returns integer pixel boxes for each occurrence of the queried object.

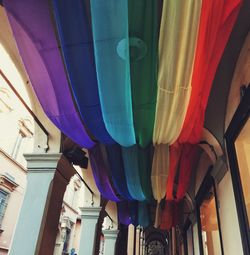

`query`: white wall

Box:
[217,170,243,255]
[193,223,200,255]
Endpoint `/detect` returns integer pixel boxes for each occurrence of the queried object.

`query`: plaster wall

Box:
[217,170,243,255]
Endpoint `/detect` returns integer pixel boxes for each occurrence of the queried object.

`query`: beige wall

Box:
[217,170,243,255]
[191,150,244,255]
[193,223,200,255]
[0,151,27,254]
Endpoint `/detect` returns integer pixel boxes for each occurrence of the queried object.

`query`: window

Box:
[183,220,194,255]
[196,172,224,255]
[0,189,9,227]
[63,228,71,254]
[225,85,250,254]
[234,118,250,222]
[187,225,194,255]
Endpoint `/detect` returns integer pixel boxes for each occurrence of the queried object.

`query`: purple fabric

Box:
[4,0,94,148]
[117,202,132,225]
[89,144,120,202]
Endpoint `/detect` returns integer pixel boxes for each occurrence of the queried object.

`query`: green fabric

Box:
[128,0,159,147]
[138,145,153,201]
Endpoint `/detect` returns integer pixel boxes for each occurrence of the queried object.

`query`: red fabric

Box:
[172,201,182,227]
[160,200,173,230]
[178,0,242,144]
[176,144,200,200]
[165,0,242,208]
[166,144,182,200]
[160,200,182,230]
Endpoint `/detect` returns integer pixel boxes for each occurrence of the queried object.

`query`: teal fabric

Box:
[138,145,153,201]
[122,145,153,201]
[138,201,150,227]
[122,145,145,201]
[90,0,135,146]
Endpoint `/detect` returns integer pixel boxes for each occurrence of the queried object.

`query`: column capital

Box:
[103,229,119,240]
[24,153,62,171]
[79,206,102,220]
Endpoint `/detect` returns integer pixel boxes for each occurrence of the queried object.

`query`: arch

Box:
[144,227,169,255]
[199,128,224,163]
[0,5,61,152]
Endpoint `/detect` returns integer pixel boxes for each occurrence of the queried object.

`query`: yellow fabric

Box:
[153,0,202,145]
[152,0,202,202]
[154,202,162,228]
[151,144,169,203]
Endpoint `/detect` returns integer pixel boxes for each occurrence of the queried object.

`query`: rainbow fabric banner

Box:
[3,0,242,226]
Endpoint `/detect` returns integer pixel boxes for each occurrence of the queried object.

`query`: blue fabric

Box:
[89,144,120,202]
[90,0,136,146]
[52,0,114,144]
[129,201,138,226]
[122,145,146,201]
[117,201,132,225]
[106,144,133,200]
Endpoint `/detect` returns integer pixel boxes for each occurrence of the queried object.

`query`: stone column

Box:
[9,154,76,255]
[127,224,135,255]
[78,207,102,255]
[103,229,119,255]
[136,227,141,255]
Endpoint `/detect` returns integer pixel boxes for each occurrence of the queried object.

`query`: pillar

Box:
[9,153,75,255]
[78,207,102,255]
[103,229,119,255]
[136,227,140,255]
[127,224,135,255]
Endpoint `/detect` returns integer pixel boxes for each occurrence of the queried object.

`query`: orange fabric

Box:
[177,0,242,144]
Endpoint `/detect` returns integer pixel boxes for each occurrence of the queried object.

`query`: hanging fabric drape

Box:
[153,0,202,145]
[176,144,200,200]
[106,144,133,200]
[151,0,202,204]
[128,0,159,147]
[165,0,242,206]
[160,200,182,231]
[122,145,153,201]
[177,0,242,144]
[151,144,169,203]
[89,144,120,202]
[90,0,135,147]
[166,144,182,200]
[4,0,94,149]
[159,201,173,230]
[129,201,138,226]
[138,145,153,201]
[138,202,150,228]
[52,0,114,144]
[117,201,132,225]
